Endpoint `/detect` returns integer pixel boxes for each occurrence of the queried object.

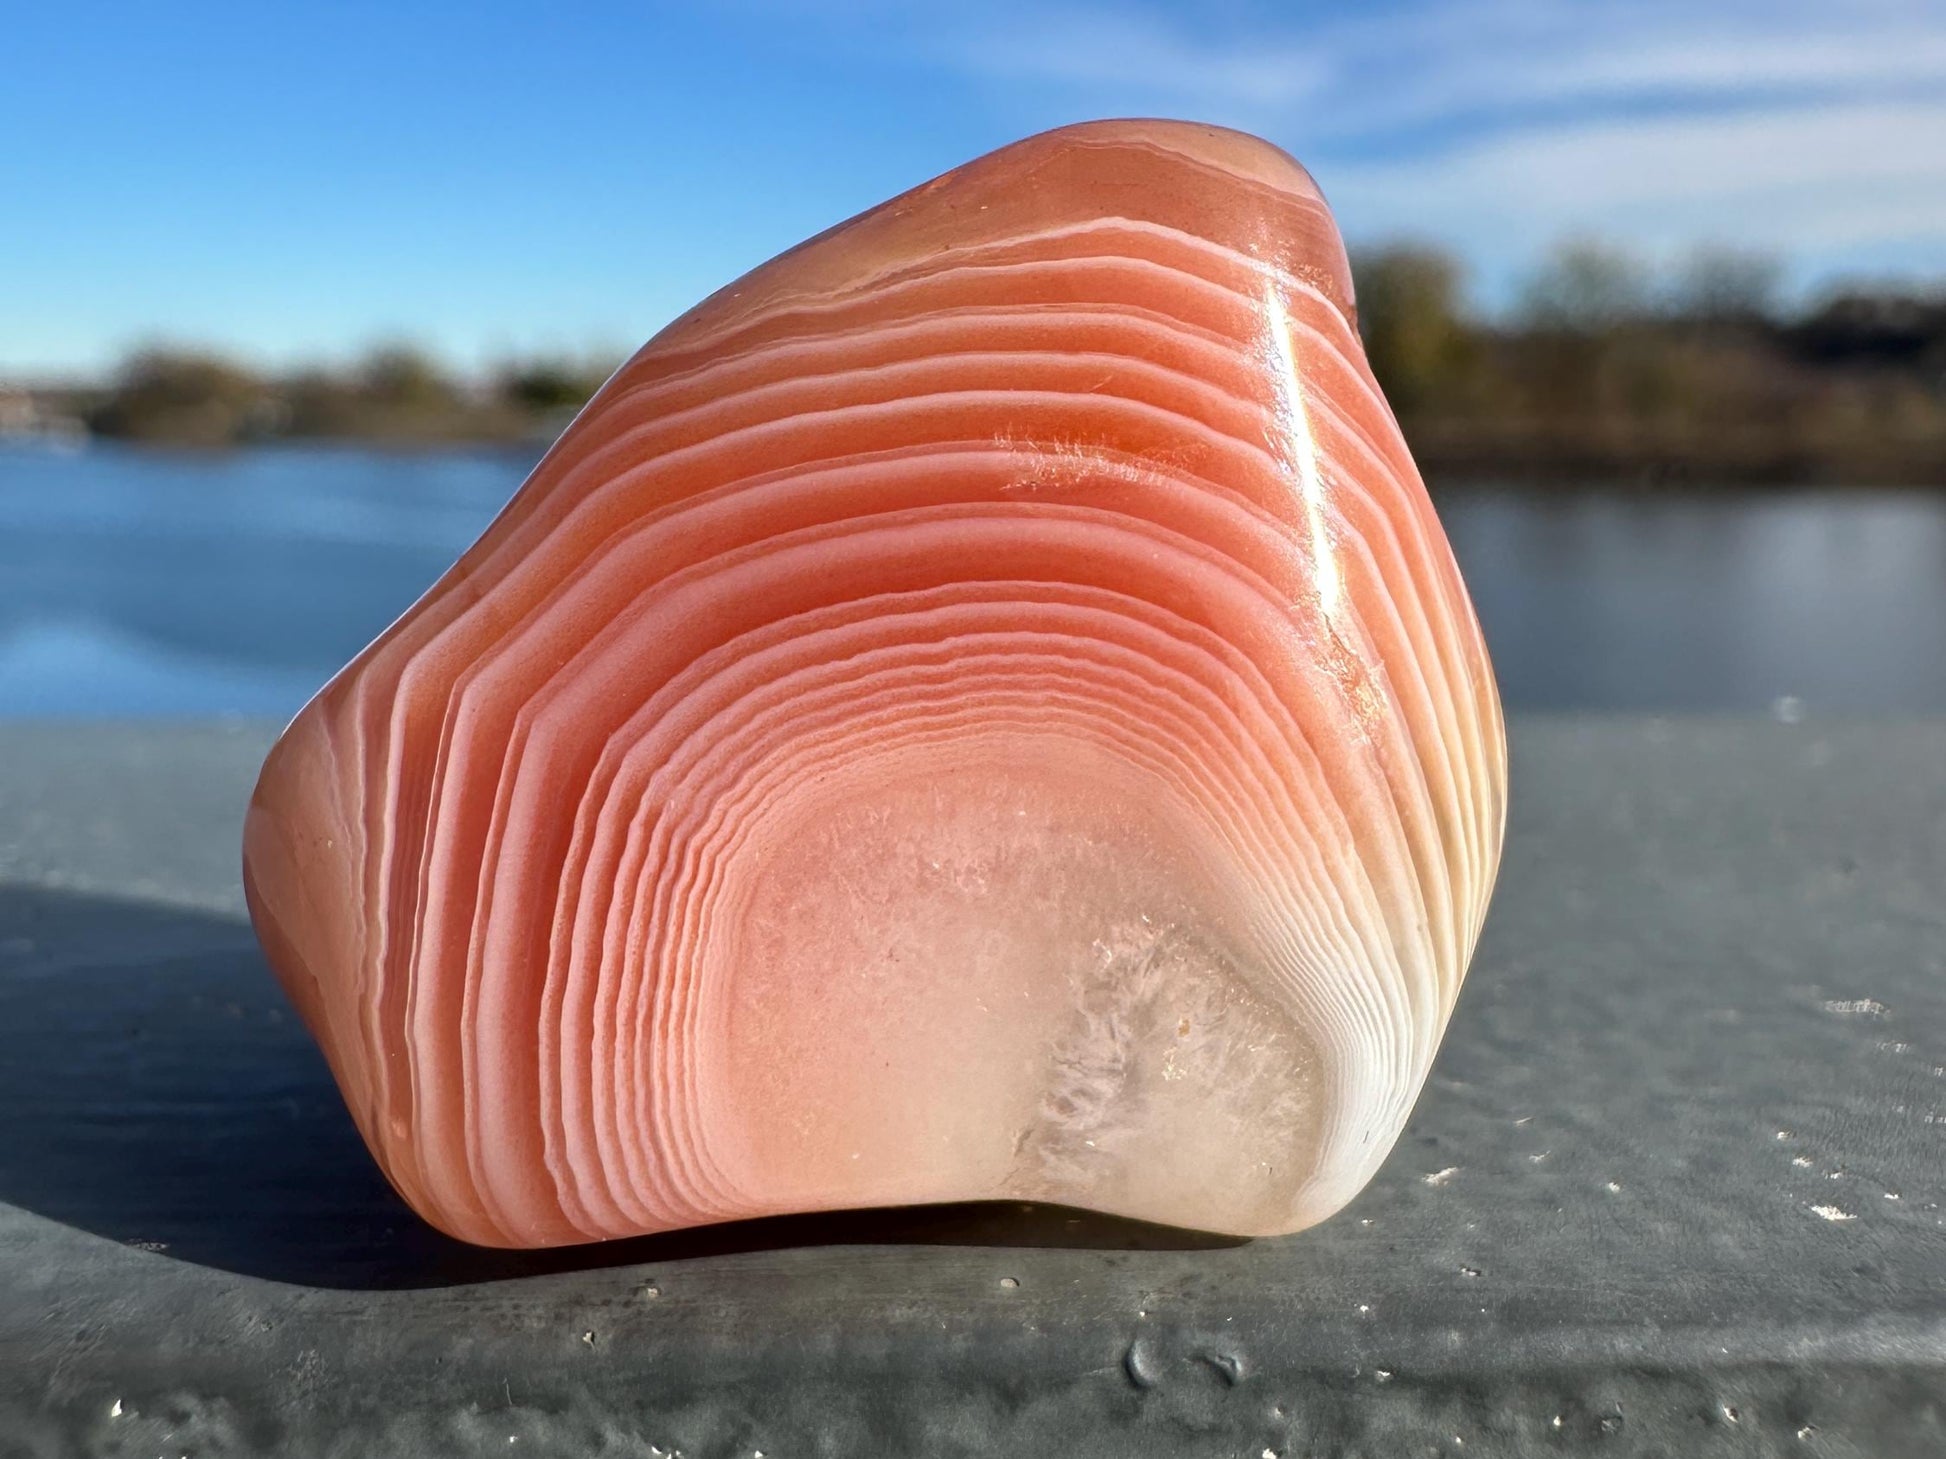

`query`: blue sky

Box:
[6,0,1944,377]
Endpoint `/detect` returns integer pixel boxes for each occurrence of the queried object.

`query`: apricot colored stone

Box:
[243,120,1506,1247]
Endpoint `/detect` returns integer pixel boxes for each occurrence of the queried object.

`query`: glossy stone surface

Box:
[242,119,1506,1247]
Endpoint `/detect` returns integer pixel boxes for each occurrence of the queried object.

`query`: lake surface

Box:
[4,442,1945,718]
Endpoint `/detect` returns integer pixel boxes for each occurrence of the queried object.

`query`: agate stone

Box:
[242,119,1507,1247]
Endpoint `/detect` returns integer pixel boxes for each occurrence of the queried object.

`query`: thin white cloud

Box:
[950,11,1330,108]
[871,0,1946,291]
[1326,97,1946,253]
[930,0,1946,132]
[1544,30,1946,97]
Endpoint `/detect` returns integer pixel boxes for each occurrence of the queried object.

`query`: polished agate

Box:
[243,120,1506,1247]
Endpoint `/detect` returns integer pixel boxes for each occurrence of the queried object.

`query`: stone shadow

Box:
[0,885,1235,1290]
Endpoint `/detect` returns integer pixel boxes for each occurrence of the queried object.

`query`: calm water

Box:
[4,442,1944,718]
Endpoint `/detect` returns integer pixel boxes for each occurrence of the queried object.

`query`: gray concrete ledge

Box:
[1,718,1942,1456]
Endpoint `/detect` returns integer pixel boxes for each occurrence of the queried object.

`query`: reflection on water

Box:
[1439,488,1946,713]
[3,443,1945,718]
[0,444,530,718]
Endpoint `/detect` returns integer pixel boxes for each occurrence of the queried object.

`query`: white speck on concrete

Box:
[1810,1204,1856,1222]
[1423,1166,1460,1186]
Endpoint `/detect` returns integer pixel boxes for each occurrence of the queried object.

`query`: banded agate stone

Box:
[243,119,1507,1247]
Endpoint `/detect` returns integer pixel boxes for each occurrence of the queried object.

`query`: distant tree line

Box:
[11,242,1946,482]
[1353,240,1946,484]
[41,345,622,451]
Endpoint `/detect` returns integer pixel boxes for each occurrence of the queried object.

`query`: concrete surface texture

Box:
[0,718,1941,1457]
